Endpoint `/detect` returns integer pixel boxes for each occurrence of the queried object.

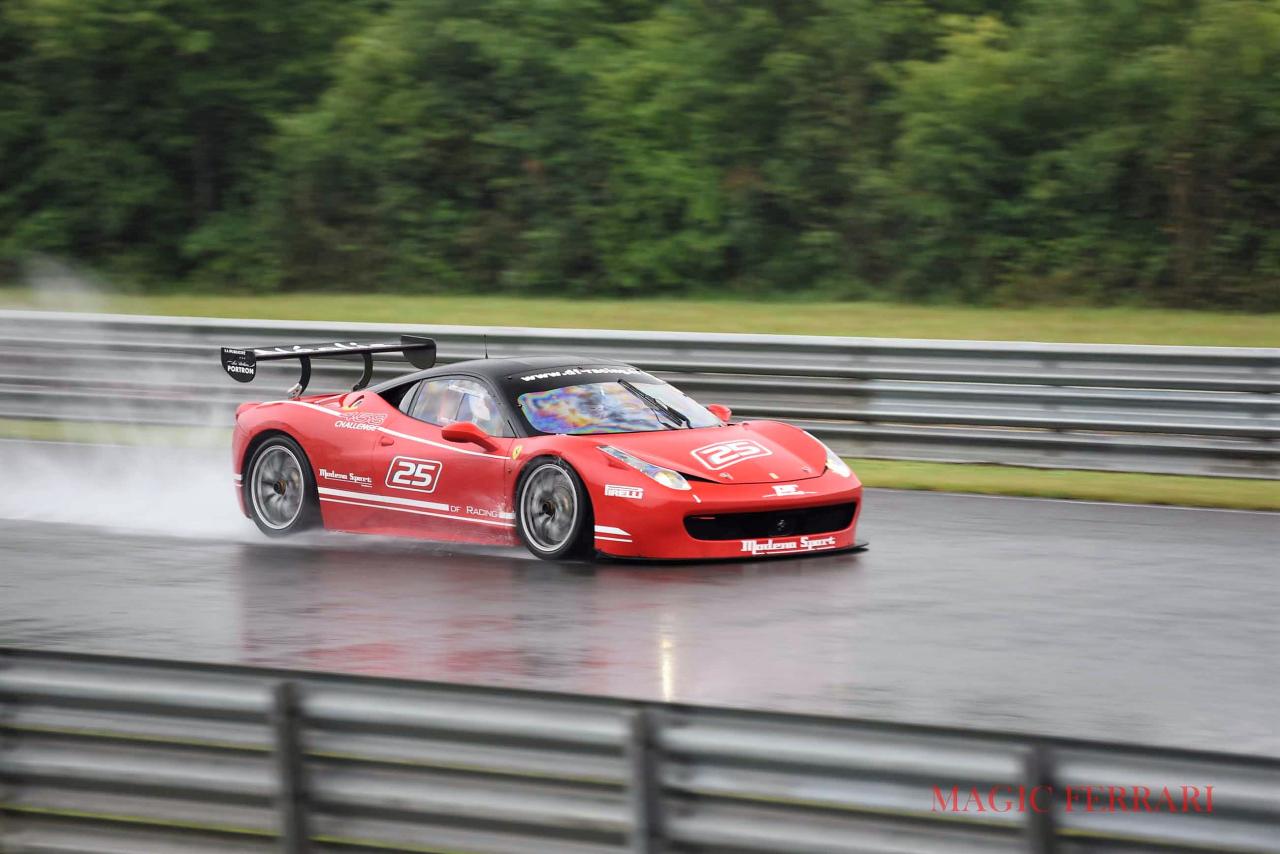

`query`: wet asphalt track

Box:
[0,440,1277,756]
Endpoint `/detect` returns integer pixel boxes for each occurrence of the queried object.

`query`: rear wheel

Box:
[516,459,593,560]
[244,435,318,537]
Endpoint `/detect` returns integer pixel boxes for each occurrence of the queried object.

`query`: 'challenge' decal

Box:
[334,412,387,432]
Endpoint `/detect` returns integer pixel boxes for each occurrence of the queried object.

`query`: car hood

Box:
[584,422,827,484]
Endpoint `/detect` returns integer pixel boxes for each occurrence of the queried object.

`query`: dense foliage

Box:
[2,0,1278,308]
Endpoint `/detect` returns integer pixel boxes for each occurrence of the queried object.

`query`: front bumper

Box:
[589,471,863,560]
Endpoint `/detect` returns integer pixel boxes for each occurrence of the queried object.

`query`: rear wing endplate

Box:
[220,335,436,398]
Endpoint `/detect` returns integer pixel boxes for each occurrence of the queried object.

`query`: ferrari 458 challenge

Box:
[221,335,863,560]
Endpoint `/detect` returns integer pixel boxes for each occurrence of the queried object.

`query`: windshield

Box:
[517,380,722,435]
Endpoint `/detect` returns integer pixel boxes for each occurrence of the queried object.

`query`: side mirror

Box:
[442,421,499,451]
[706,403,732,422]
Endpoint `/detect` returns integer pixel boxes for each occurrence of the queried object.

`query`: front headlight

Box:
[599,445,691,490]
[807,433,852,478]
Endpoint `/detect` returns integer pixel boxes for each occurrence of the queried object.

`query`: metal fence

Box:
[2,648,1278,854]
[2,649,1278,853]
[0,309,1277,478]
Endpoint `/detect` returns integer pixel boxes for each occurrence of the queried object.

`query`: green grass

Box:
[1,420,1272,510]
[2,288,1278,346]
[0,419,229,447]
[849,457,1278,511]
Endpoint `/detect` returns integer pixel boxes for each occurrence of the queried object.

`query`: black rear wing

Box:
[220,335,436,397]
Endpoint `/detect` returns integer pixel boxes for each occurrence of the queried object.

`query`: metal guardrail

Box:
[1,649,1278,853]
[0,309,1277,478]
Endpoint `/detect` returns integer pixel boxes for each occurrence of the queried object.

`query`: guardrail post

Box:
[627,706,663,853]
[272,681,309,853]
[0,659,10,851]
[0,655,11,850]
[1024,742,1056,854]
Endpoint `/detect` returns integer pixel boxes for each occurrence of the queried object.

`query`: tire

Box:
[243,435,319,537]
[515,458,594,560]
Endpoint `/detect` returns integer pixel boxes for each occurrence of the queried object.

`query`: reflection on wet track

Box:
[0,441,1277,756]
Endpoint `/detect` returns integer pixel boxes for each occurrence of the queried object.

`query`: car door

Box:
[365,376,515,543]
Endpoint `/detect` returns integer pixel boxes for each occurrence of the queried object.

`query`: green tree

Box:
[891,0,1280,308]
[1155,0,1280,306]
[541,0,942,295]
[267,0,653,292]
[2,0,1277,308]
[0,0,366,283]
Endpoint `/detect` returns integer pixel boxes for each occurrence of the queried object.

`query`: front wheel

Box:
[516,458,593,560]
[244,435,319,537]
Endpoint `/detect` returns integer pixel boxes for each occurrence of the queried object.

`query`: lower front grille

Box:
[684,501,857,541]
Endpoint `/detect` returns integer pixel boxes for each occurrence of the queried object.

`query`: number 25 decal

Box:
[386,456,443,493]
[690,439,773,471]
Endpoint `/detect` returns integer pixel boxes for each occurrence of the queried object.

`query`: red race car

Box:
[221,335,864,561]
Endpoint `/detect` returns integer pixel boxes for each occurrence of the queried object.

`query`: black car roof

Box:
[369,354,633,391]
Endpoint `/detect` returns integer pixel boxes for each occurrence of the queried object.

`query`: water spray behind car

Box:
[0,258,252,538]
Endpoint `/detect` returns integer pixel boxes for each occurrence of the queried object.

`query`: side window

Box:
[453,379,510,437]
[395,381,422,415]
[408,378,511,437]
[409,379,465,427]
